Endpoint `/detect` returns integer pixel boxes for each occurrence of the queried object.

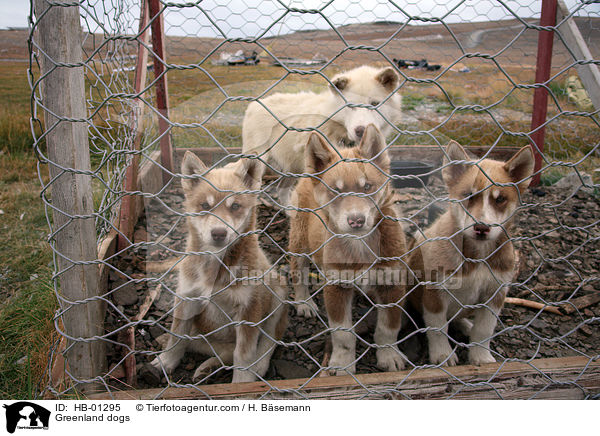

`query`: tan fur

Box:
[408,141,534,366]
[151,152,288,383]
[288,124,409,375]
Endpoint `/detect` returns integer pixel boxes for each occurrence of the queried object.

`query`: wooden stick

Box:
[504,297,563,315]
[124,284,163,386]
[560,292,600,315]
[134,284,162,322]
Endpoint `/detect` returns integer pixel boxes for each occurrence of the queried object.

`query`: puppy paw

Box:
[429,344,458,366]
[150,353,179,374]
[296,301,318,318]
[232,369,257,383]
[326,350,356,376]
[192,356,221,382]
[376,348,406,372]
[469,348,496,366]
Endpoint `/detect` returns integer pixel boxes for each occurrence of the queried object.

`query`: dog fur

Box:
[242,65,402,204]
[288,124,408,375]
[150,152,287,383]
[408,141,534,366]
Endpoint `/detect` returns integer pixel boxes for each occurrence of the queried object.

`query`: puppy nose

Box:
[474,223,490,235]
[354,126,365,139]
[211,228,228,242]
[347,213,365,229]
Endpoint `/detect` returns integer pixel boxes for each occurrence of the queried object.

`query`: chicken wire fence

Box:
[28,0,600,399]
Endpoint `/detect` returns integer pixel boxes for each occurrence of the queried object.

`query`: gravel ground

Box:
[105,169,600,389]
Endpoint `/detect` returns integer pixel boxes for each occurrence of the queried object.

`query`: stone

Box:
[153,292,174,313]
[140,362,161,385]
[530,318,548,330]
[112,282,139,306]
[149,325,164,339]
[579,325,593,337]
[271,359,313,379]
[155,333,170,349]
[554,171,592,190]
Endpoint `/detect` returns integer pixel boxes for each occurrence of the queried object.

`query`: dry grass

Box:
[0,62,57,399]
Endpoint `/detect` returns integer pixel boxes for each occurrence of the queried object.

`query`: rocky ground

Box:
[105,169,600,390]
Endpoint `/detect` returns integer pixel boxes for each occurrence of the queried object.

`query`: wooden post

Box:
[556,0,600,111]
[148,0,173,184]
[33,0,106,392]
[530,0,558,186]
[117,0,150,252]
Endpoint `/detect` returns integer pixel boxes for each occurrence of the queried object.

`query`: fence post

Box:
[117,0,151,251]
[33,0,106,392]
[148,0,174,184]
[530,0,558,186]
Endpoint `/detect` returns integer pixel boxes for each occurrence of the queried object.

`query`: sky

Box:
[2,0,599,37]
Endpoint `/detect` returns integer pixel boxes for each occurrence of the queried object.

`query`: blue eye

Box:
[231,203,241,211]
[364,183,372,191]
[201,202,210,210]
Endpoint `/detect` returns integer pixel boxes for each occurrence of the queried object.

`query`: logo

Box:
[2,402,50,434]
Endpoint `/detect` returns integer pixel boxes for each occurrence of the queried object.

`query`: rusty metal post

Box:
[118,0,150,252]
[148,0,173,183]
[530,0,558,186]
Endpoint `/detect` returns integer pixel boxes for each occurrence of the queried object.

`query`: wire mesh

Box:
[29,0,600,399]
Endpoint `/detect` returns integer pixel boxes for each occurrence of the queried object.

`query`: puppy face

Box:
[329,66,402,143]
[442,141,534,241]
[181,152,262,252]
[305,124,390,235]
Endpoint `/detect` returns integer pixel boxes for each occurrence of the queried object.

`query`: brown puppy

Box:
[288,124,408,375]
[151,152,287,383]
[408,141,534,366]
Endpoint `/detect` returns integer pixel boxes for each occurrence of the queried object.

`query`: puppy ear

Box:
[305,133,335,174]
[504,145,535,190]
[181,151,208,194]
[358,124,390,171]
[329,75,348,93]
[234,156,264,191]
[376,67,399,92]
[442,140,470,186]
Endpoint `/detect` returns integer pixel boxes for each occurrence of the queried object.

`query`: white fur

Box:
[423,263,513,366]
[242,65,402,176]
[327,293,356,375]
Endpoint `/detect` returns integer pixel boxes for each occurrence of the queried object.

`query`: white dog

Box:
[242,65,402,204]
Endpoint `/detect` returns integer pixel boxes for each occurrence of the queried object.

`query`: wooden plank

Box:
[557,0,600,111]
[117,0,151,251]
[148,0,173,183]
[33,0,106,393]
[88,356,600,400]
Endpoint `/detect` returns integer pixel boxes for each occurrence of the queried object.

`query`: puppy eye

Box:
[370,100,380,106]
[462,191,472,199]
[495,195,506,204]
[201,202,210,210]
[231,202,241,211]
[364,183,372,191]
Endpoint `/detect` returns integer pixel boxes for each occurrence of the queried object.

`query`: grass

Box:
[0,151,57,399]
[0,61,57,399]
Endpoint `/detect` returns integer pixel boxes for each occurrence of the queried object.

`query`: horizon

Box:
[2,0,599,38]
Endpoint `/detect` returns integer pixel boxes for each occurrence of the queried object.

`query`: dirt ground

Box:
[104,154,600,390]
